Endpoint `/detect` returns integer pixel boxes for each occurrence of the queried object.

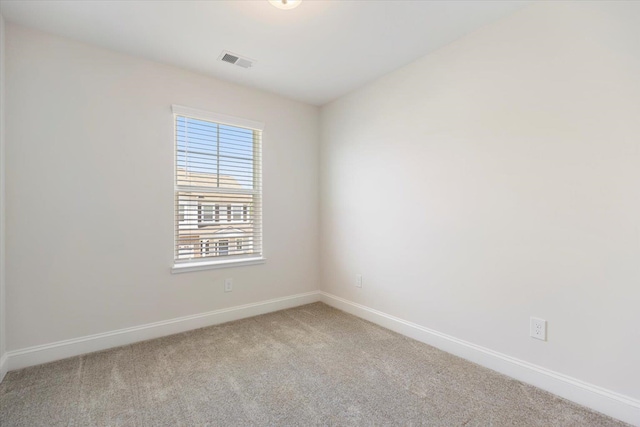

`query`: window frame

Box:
[171,105,266,273]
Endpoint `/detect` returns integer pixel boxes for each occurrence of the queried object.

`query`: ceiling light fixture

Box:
[268,0,302,10]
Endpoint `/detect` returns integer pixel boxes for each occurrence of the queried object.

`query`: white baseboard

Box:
[320,291,640,427]
[0,353,7,383]
[5,291,320,373]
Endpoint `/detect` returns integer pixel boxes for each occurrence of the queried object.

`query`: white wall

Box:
[320,0,640,403]
[5,24,319,351]
[0,13,7,377]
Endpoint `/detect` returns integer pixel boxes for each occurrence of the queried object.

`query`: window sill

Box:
[171,257,266,274]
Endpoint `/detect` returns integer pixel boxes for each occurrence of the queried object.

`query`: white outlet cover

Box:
[356,274,362,288]
[224,278,233,292]
[530,317,547,341]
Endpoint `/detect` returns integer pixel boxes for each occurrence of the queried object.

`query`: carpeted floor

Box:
[0,302,628,426]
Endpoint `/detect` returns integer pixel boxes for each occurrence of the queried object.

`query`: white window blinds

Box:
[173,105,263,264]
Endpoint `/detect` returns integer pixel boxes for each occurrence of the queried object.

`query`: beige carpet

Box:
[0,302,628,426]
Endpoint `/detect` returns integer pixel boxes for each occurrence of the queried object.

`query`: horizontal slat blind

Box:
[174,111,262,263]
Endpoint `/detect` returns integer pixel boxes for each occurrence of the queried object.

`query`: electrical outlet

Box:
[356,274,362,288]
[224,278,233,293]
[530,317,546,341]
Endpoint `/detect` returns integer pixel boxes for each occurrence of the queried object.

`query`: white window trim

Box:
[171,257,266,274]
[171,105,265,131]
[172,105,265,273]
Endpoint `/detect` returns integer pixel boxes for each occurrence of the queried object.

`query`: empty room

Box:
[0,0,638,425]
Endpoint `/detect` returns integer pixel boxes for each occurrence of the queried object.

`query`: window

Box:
[216,240,229,256]
[200,239,210,256]
[201,205,214,223]
[173,105,263,271]
[232,204,242,221]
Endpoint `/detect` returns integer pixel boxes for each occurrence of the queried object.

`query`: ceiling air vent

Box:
[221,53,239,64]
[218,51,255,69]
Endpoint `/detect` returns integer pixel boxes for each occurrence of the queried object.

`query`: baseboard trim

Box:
[0,353,7,383]
[319,291,640,426]
[5,291,321,373]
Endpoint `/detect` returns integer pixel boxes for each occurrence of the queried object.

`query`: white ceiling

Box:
[0,0,530,106]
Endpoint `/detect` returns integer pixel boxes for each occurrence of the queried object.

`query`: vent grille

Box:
[218,51,254,69]
[221,53,239,65]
